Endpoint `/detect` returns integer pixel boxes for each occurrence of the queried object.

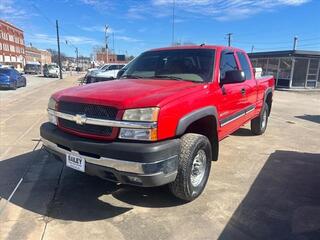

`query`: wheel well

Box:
[266,93,272,116]
[184,116,219,161]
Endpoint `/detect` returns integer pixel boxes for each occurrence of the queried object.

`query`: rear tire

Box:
[169,133,212,202]
[251,103,269,135]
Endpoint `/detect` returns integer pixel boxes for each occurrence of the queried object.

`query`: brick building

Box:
[96,49,127,64]
[25,46,41,63]
[40,49,52,65]
[0,20,25,70]
[25,46,52,66]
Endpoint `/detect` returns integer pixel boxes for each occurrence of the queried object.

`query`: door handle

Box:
[241,88,246,95]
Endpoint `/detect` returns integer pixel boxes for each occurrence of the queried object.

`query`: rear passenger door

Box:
[218,50,247,134]
[108,65,118,78]
[236,51,257,119]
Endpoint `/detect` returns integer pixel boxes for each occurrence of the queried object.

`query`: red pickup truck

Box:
[41,45,274,201]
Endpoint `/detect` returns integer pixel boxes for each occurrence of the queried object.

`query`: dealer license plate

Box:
[66,154,85,172]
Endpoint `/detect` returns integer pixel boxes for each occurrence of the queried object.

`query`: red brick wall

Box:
[0,20,25,69]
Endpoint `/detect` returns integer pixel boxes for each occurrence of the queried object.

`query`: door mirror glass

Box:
[221,70,245,84]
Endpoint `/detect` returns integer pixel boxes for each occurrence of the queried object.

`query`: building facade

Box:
[25,46,41,63]
[96,49,127,64]
[0,20,25,70]
[249,50,320,88]
[40,49,52,65]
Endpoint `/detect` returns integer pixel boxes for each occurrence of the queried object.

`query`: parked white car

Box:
[85,64,125,84]
[43,64,60,78]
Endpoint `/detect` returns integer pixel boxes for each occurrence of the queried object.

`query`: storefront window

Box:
[279,58,292,80]
[266,58,279,78]
[307,59,319,80]
[256,58,268,75]
[292,58,308,87]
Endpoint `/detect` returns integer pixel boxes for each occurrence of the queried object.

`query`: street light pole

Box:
[65,40,79,68]
[226,33,233,47]
[293,36,298,50]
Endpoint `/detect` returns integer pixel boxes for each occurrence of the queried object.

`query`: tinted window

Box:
[220,51,238,80]
[122,49,215,82]
[0,68,11,75]
[237,52,252,79]
[109,65,118,70]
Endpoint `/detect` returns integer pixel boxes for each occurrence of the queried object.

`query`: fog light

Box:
[119,128,157,141]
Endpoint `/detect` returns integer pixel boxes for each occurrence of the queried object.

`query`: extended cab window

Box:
[122,49,215,82]
[220,51,238,80]
[237,52,252,80]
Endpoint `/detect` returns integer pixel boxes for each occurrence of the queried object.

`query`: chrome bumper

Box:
[42,138,178,175]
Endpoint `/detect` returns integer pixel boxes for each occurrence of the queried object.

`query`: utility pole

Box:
[75,47,79,67]
[293,36,298,50]
[172,0,175,45]
[56,20,63,79]
[251,45,254,53]
[105,25,109,64]
[226,33,232,47]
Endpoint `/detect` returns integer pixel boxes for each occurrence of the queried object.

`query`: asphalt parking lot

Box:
[0,75,319,240]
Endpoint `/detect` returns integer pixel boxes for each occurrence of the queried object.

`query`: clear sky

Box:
[1,0,319,58]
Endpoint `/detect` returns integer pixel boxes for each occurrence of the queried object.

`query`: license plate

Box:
[66,154,85,172]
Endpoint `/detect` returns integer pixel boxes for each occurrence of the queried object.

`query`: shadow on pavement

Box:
[231,128,254,137]
[218,150,320,240]
[295,114,320,124]
[0,149,182,222]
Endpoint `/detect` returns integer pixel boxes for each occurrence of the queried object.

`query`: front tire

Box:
[169,133,212,202]
[251,103,269,135]
[11,81,17,90]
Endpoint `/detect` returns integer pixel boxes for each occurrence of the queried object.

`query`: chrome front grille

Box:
[58,101,118,137]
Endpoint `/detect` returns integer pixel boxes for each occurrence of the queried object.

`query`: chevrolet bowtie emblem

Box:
[74,114,87,125]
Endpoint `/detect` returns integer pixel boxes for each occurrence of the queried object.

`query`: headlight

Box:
[48,97,57,110]
[120,107,159,141]
[48,97,58,125]
[122,107,159,122]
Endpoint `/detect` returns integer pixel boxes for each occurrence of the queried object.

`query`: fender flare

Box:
[176,106,218,136]
[264,87,273,103]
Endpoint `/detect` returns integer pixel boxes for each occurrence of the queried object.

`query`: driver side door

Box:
[217,50,247,137]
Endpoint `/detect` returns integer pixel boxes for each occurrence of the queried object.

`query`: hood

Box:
[88,69,103,77]
[53,79,204,109]
[95,70,115,77]
[48,68,59,73]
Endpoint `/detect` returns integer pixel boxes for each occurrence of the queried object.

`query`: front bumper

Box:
[0,82,14,88]
[40,122,180,187]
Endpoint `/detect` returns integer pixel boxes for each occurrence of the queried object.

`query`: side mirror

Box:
[221,70,245,84]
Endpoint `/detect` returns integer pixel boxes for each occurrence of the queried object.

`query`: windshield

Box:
[26,64,40,70]
[100,65,110,71]
[48,65,57,70]
[122,49,215,82]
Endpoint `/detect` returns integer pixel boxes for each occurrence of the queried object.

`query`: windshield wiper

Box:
[121,75,144,79]
[153,75,184,80]
[153,75,201,83]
